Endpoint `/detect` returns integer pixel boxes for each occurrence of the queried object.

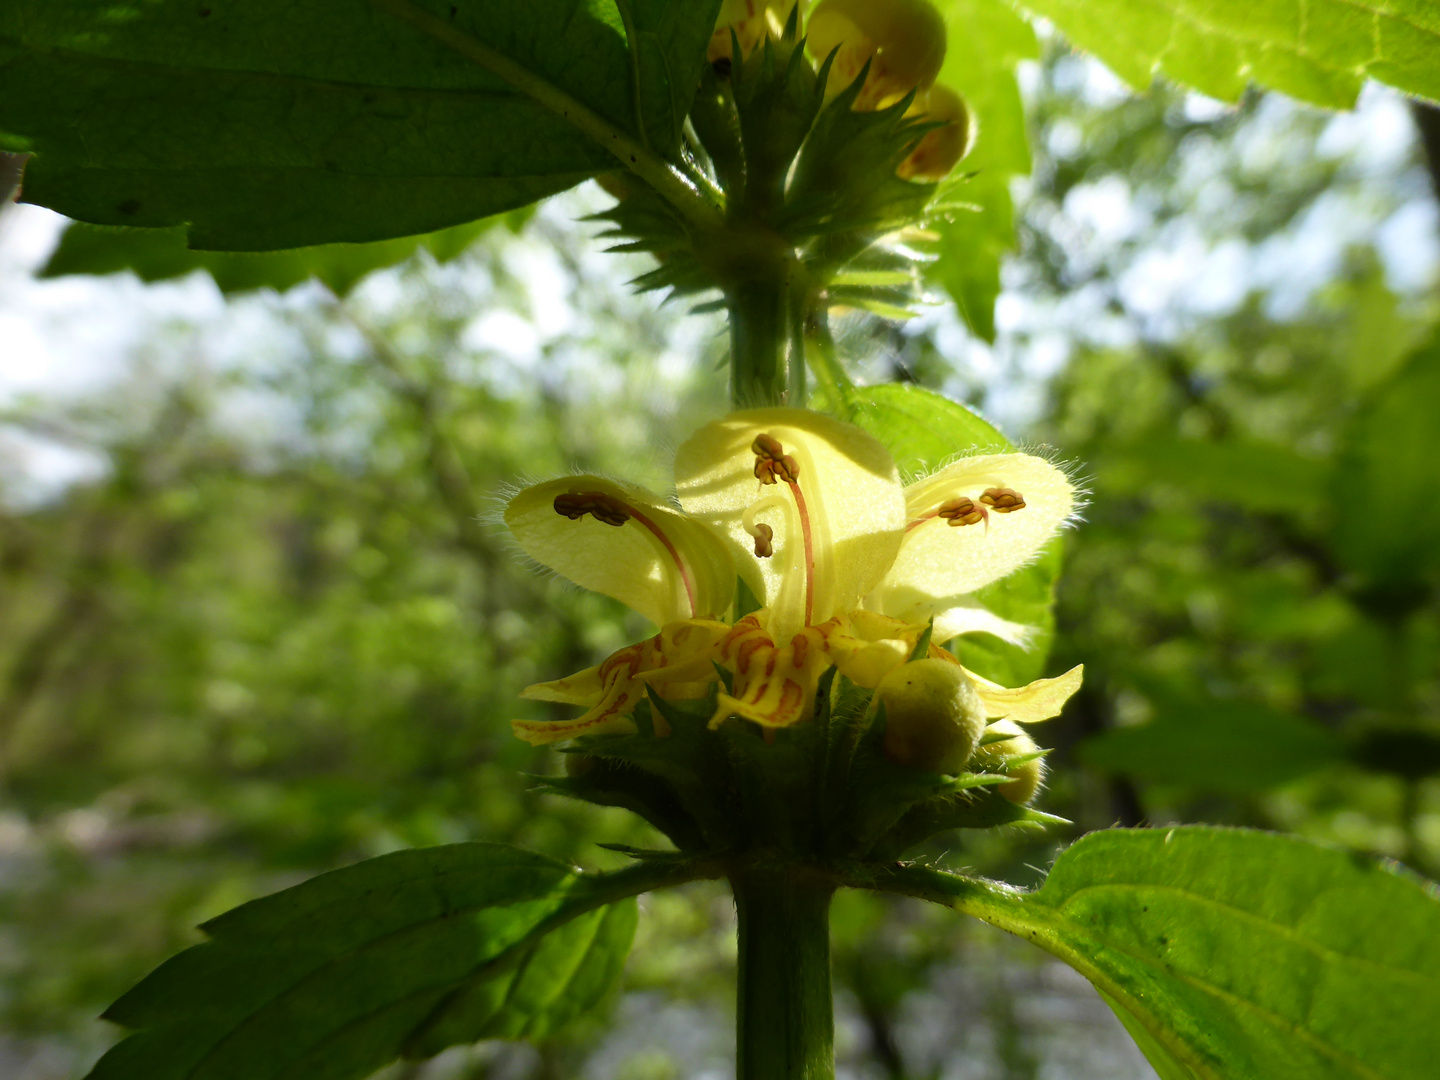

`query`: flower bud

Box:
[807,0,947,110]
[897,84,973,181]
[878,659,986,774]
[977,719,1046,805]
[709,0,809,64]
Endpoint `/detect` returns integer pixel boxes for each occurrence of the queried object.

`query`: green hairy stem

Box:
[731,865,837,1080]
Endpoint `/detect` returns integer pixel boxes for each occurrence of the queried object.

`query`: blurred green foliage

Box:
[3,40,1439,1080]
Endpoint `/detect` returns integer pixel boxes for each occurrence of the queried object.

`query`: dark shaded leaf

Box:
[0,0,719,250]
[41,214,526,295]
[86,844,689,1080]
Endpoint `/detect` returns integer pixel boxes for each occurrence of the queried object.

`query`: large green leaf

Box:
[845,382,1012,473]
[1021,0,1440,108]
[0,0,719,250]
[929,0,1037,341]
[884,827,1440,1080]
[40,215,524,295]
[1081,699,1346,792]
[844,383,1063,685]
[86,844,694,1080]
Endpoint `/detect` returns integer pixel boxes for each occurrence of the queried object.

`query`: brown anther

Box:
[750,522,775,558]
[751,432,801,485]
[937,496,985,527]
[553,491,631,527]
[980,487,1026,513]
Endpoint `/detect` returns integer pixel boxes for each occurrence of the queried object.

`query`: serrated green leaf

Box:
[844,382,1013,473]
[1021,0,1440,107]
[892,826,1440,1080]
[1081,699,1346,793]
[0,0,719,250]
[40,214,523,295]
[86,844,693,1080]
[1098,988,1202,1080]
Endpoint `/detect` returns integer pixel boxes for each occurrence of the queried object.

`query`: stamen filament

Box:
[905,511,939,532]
[627,506,699,618]
[787,480,815,627]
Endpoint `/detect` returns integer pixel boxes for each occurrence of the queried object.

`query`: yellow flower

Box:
[507,408,1081,745]
[708,0,809,64]
[806,0,948,110]
[897,84,974,182]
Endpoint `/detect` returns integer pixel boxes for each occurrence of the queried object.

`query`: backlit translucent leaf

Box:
[1022,0,1440,107]
[927,0,1038,341]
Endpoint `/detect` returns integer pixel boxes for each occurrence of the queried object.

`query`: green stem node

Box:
[731,866,836,1080]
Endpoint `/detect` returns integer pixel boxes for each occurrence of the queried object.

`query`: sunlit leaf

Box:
[1021,0,1440,107]
[898,826,1440,1080]
[928,0,1038,341]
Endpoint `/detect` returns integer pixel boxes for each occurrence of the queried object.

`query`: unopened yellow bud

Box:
[978,719,1046,805]
[878,659,985,774]
[709,0,809,64]
[898,84,973,182]
[807,0,947,110]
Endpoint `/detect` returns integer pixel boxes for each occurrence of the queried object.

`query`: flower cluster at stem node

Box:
[504,408,1082,858]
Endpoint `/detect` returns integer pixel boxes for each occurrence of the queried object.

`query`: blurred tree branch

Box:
[325,295,498,572]
[1412,102,1440,204]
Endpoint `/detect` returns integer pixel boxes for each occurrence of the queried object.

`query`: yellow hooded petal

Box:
[506,476,735,628]
[869,452,1074,624]
[970,664,1083,723]
[675,409,906,643]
